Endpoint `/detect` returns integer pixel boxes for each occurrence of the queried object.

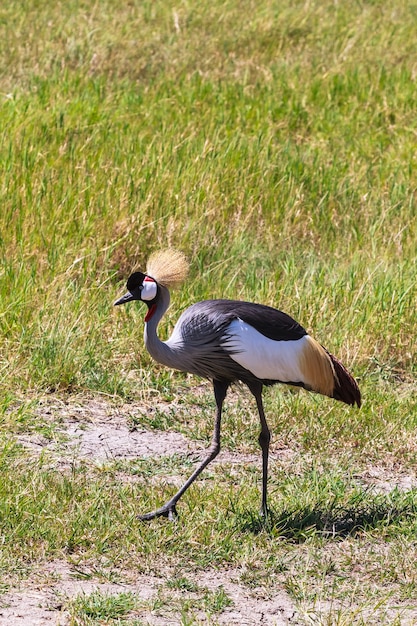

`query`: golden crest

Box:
[146,249,189,287]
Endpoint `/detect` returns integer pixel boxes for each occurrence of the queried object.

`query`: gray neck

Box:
[144,285,181,370]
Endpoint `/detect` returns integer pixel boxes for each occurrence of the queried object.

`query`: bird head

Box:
[114,249,188,307]
[114,272,158,306]
[114,249,189,322]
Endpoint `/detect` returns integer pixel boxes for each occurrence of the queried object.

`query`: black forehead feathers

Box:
[126,271,145,291]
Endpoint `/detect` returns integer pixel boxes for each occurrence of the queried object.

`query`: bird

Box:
[114,249,361,521]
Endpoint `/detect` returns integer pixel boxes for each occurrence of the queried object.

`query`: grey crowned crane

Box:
[115,249,361,521]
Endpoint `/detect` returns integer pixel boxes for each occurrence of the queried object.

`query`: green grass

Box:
[1,0,417,623]
[68,589,137,622]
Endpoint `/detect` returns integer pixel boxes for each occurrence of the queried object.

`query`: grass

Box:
[68,589,137,622]
[0,0,417,623]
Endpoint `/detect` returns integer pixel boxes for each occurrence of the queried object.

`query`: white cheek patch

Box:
[141,277,157,301]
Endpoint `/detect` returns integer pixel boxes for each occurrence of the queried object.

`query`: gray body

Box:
[145,285,307,385]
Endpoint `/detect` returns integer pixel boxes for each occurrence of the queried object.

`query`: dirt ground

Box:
[0,560,298,625]
[2,396,300,625]
[3,396,417,625]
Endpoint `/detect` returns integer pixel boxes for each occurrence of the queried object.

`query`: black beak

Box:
[114,291,135,306]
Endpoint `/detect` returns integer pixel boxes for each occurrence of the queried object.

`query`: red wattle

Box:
[145,304,157,322]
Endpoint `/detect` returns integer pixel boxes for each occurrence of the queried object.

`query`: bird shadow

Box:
[237,494,417,541]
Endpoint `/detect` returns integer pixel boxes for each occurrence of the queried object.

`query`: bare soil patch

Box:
[0,560,298,625]
[19,395,293,470]
[19,396,194,463]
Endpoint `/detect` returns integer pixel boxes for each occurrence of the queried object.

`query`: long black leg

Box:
[139,380,229,521]
[247,381,270,516]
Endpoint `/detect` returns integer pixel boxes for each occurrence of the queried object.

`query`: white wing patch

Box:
[223,318,308,383]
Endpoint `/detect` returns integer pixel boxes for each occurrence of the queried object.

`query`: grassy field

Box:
[1,0,417,623]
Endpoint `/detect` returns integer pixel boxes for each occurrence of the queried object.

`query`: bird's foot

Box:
[138,503,178,522]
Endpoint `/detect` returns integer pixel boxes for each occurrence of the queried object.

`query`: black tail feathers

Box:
[328,352,361,408]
